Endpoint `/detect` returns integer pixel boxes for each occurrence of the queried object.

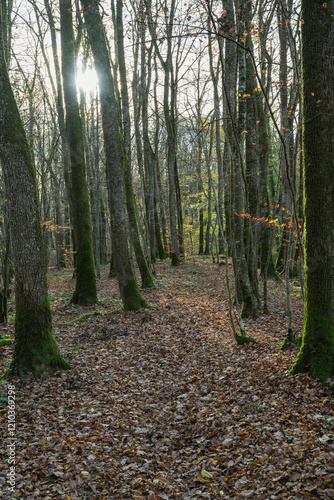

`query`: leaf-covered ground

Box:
[1,258,334,499]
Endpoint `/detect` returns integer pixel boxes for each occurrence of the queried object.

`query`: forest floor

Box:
[0,257,334,500]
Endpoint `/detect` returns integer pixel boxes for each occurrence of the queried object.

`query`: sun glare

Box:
[76,67,99,93]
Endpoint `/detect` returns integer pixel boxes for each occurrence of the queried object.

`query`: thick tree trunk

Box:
[82,0,150,311]
[60,0,97,306]
[0,4,71,376]
[290,0,334,381]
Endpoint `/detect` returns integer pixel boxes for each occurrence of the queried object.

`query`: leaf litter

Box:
[0,258,334,499]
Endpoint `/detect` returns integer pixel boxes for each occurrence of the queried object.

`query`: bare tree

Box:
[0,0,71,377]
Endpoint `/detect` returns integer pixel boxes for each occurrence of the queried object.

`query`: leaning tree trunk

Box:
[290,0,334,382]
[0,3,71,377]
[82,0,150,311]
[60,0,97,306]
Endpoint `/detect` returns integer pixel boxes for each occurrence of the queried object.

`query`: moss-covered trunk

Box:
[114,0,154,289]
[82,1,150,311]
[60,0,97,306]
[0,4,71,376]
[290,0,334,382]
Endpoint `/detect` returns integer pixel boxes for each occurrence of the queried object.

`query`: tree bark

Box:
[60,0,97,305]
[0,2,71,377]
[82,0,151,311]
[114,0,155,288]
[222,1,257,317]
[290,0,334,382]
[44,0,72,265]
[145,0,182,266]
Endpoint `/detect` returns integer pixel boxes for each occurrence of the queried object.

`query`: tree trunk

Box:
[82,0,150,311]
[0,3,71,376]
[257,14,280,281]
[145,0,181,266]
[60,0,97,305]
[100,198,108,265]
[0,212,10,323]
[276,2,292,275]
[224,2,256,318]
[244,5,260,304]
[290,0,334,382]
[114,0,154,288]
[44,0,72,264]
[54,180,66,269]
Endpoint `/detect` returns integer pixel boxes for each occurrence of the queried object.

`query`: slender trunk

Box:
[60,0,97,305]
[245,6,260,303]
[114,0,154,288]
[145,0,181,266]
[55,181,66,269]
[44,0,73,257]
[100,198,108,265]
[257,8,280,281]
[276,3,291,274]
[223,0,257,317]
[0,213,10,323]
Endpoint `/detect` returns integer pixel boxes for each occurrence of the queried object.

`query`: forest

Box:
[0,0,334,498]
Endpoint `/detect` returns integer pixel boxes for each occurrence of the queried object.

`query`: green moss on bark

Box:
[141,273,155,289]
[290,0,334,383]
[281,327,302,350]
[235,333,255,345]
[5,297,72,379]
[290,309,334,382]
[0,12,71,381]
[70,245,97,306]
[60,0,97,307]
[82,0,152,310]
[122,279,152,312]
